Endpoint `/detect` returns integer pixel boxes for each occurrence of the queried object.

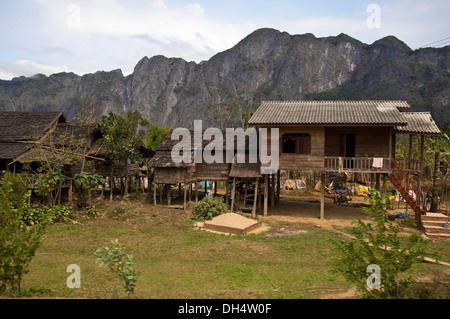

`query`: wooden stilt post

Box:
[110,173,114,202]
[183,183,187,211]
[68,181,73,205]
[231,177,236,212]
[419,135,425,210]
[225,180,229,206]
[277,170,280,203]
[271,173,275,207]
[167,185,171,205]
[264,174,269,216]
[252,179,258,218]
[195,181,199,203]
[320,172,325,220]
[243,181,248,207]
[153,183,157,206]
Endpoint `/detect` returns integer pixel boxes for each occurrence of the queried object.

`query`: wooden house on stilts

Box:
[247,100,446,239]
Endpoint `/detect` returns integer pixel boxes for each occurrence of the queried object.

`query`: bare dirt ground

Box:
[252,189,374,230]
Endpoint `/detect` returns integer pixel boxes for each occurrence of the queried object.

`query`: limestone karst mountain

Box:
[0,28,448,128]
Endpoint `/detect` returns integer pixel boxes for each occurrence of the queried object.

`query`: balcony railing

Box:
[393,158,421,172]
[325,157,391,173]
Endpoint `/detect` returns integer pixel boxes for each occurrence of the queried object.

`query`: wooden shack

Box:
[148,130,231,209]
[0,111,67,173]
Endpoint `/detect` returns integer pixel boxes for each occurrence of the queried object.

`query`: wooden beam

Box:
[231,177,236,212]
[183,183,187,211]
[270,173,275,207]
[320,172,325,220]
[252,179,258,218]
[264,174,269,216]
[408,134,413,170]
[420,135,425,176]
[276,170,280,203]
[225,180,229,206]
[68,181,73,204]
[389,127,393,171]
[167,185,171,205]
[195,181,198,203]
[153,183,157,206]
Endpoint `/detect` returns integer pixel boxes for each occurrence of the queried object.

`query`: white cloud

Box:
[152,0,167,9]
[1,0,257,79]
[0,60,70,80]
[1,0,448,80]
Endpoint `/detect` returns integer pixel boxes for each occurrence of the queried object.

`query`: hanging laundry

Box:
[372,158,383,169]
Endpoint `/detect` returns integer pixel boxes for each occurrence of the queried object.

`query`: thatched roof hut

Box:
[0,111,67,171]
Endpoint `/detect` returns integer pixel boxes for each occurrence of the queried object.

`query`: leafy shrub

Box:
[85,206,101,219]
[20,204,71,226]
[0,189,49,295]
[48,205,71,223]
[94,239,137,297]
[21,206,47,226]
[107,196,141,220]
[327,189,435,299]
[191,196,229,221]
[0,172,28,206]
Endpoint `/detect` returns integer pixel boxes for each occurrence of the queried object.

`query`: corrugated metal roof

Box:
[248,100,410,126]
[394,112,441,135]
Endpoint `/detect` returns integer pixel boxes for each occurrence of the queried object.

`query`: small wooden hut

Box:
[148,130,231,210]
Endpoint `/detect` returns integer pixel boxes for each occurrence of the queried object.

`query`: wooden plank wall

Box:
[263,127,325,171]
[195,163,230,181]
[325,127,390,157]
[154,167,189,184]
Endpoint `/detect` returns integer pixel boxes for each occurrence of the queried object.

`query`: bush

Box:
[107,196,142,220]
[0,189,49,295]
[21,204,71,226]
[85,206,101,219]
[0,172,28,207]
[191,196,229,221]
[327,189,436,299]
[94,239,137,297]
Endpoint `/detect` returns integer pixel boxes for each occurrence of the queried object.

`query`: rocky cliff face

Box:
[0,28,448,127]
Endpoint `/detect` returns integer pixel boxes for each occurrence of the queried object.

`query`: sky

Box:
[0,0,449,80]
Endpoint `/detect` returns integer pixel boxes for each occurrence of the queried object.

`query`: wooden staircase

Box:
[421,213,450,240]
[389,159,450,240]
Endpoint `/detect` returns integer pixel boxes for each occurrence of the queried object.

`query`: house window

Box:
[281,133,311,154]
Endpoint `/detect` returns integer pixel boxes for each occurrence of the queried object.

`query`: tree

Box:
[94,239,137,297]
[328,189,434,299]
[72,104,101,174]
[98,111,148,201]
[73,172,105,208]
[0,188,49,295]
[26,122,86,206]
[144,123,170,151]
[425,132,449,211]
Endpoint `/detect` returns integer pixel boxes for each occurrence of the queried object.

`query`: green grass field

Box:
[12,199,450,299]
